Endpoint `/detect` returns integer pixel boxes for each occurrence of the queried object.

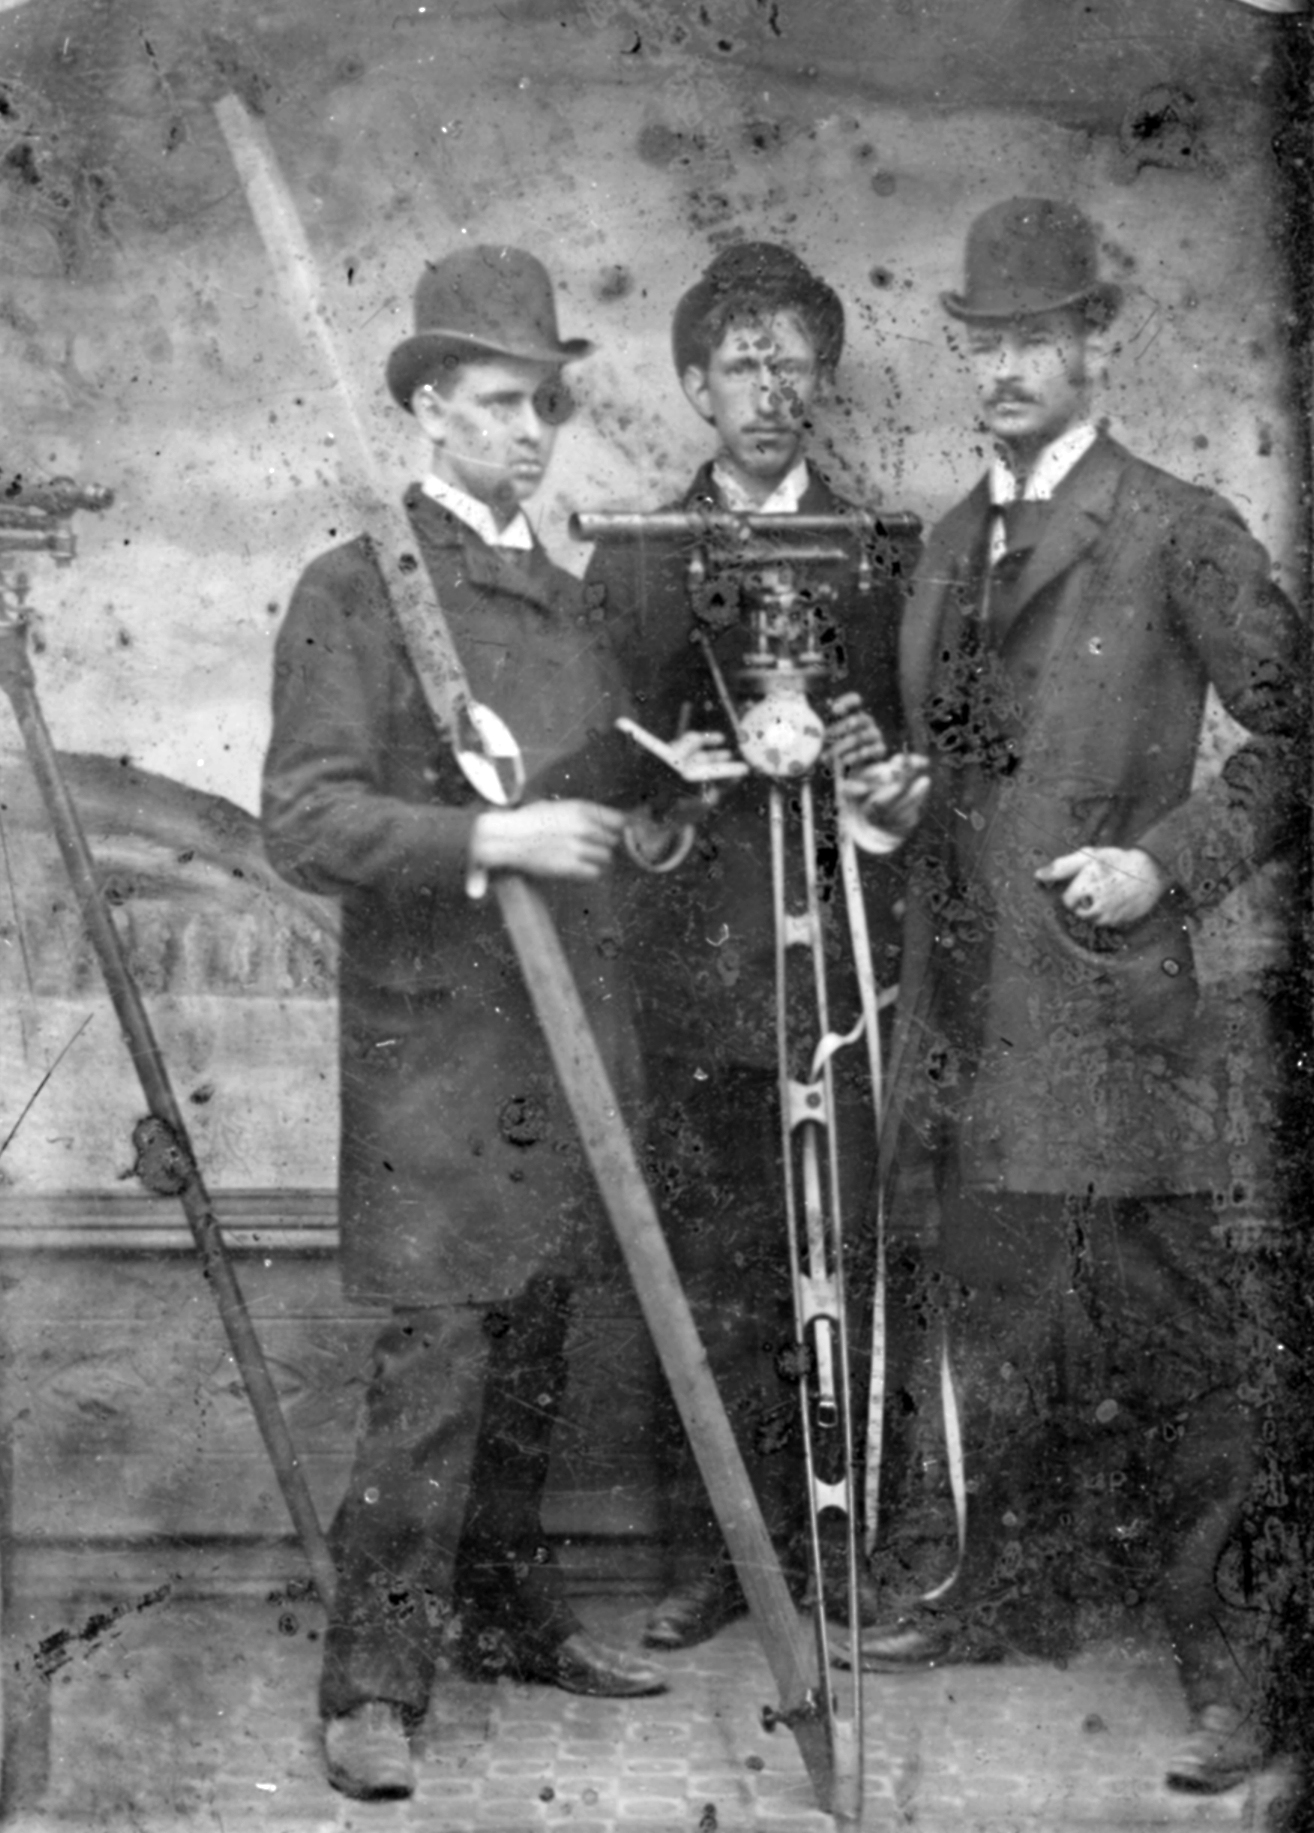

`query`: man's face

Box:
[415,355,563,521]
[682,310,822,495]
[966,311,1092,458]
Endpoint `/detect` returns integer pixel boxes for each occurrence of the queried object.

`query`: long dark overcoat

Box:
[263,489,645,1305]
[584,459,913,1071]
[885,434,1307,1202]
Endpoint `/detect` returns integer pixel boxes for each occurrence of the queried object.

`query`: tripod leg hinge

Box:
[760,1690,824,1734]
[810,1477,850,1514]
[786,1078,830,1129]
[798,1273,839,1326]
[131,1114,197,1196]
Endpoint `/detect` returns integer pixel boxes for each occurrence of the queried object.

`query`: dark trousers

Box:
[646,1061,876,1582]
[319,1274,579,1721]
[933,1186,1258,1712]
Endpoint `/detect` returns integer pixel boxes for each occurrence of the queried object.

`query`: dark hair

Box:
[672,242,845,377]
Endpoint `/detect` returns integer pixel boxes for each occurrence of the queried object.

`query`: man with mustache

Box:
[856,197,1307,1793]
[585,242,914,1649]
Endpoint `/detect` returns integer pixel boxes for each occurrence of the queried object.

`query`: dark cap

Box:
[386,245,594,410]
[941,197,1121,326]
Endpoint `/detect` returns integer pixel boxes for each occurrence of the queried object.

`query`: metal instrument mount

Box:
[577,506,921,1826]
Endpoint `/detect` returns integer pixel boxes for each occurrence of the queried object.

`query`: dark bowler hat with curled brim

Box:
[941,197,1122,326]
[386,244,594,410]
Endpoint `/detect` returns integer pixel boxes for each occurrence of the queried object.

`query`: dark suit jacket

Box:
[886,434,1308,1201]
[584,459,914,1070]
[262,489,646,1304]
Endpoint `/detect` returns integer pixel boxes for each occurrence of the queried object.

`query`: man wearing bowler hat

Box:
[855,198,1306,1792]
[262,245,736,1799]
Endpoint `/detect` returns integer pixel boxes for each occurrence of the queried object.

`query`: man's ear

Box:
[411,383,448,445]
[1079,329,1110,392]
[680,364,716,425]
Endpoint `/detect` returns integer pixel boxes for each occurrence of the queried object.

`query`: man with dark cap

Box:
[855,197,1307,1794]
[263,245,736,1800]
[585,242,917,1650]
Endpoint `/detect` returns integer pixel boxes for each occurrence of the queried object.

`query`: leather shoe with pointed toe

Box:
[323,1700,416,1800]
[522,1629,668,1697]
[642,1566,747,1650]
[1165,1704,1265,1794]
[833,1607,1008,1672]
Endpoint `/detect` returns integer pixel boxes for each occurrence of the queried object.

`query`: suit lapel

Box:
[410,491,562,617]
[453,527,562,616]
[901,479,990,739]
[995,436,1125,643]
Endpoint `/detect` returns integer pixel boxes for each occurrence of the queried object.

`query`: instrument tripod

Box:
[766,765,874,1823]
[0,486,337,1622]
[582,506,920,1824]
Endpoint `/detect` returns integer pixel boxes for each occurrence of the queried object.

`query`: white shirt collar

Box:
[988,423,1097,507]
[712,457,810,515]
[421,474,535,551]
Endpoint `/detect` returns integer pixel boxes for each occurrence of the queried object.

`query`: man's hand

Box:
[665,729,749,785]
[841,750,932,837]
[1035,846,1170,928]
[826,691,887,777]
[470,800,627,881]
[615,716,747,785]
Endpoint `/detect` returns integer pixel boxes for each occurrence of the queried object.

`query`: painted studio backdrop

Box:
[0,0,1304,1678]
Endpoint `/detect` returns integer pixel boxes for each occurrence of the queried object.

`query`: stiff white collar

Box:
[421,473,534,551]
[988,423,1097,508]
[712,457,810,515]
[987,423,1097,563]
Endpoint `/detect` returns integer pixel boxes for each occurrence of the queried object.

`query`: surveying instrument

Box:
[578,501,922,1819]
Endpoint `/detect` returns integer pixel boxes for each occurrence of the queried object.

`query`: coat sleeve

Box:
[1135,486,1310,909]
[261,544,479,901]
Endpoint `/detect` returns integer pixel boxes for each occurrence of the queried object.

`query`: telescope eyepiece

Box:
[1,476,115,515]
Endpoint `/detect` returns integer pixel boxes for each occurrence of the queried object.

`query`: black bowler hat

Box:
[941,197,1122,325]
[386,245,594,410]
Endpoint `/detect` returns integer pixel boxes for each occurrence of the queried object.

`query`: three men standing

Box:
[261,204,1303,1805]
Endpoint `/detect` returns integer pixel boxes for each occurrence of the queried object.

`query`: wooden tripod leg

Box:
[0,1423,51,1819]
[770,785,867,1828]
[494,875,845,1821]
[0,621,337,1613]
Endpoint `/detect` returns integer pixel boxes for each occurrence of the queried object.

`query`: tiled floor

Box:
[6,1589,1300,1832]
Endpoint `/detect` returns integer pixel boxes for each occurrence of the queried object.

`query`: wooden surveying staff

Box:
[214,94,854,1824]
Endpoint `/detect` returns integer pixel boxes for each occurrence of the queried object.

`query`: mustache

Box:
[985,388,1039,407]
[446,448,543,469]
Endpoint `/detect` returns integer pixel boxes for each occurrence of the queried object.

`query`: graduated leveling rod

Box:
[214,89,861,1825]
